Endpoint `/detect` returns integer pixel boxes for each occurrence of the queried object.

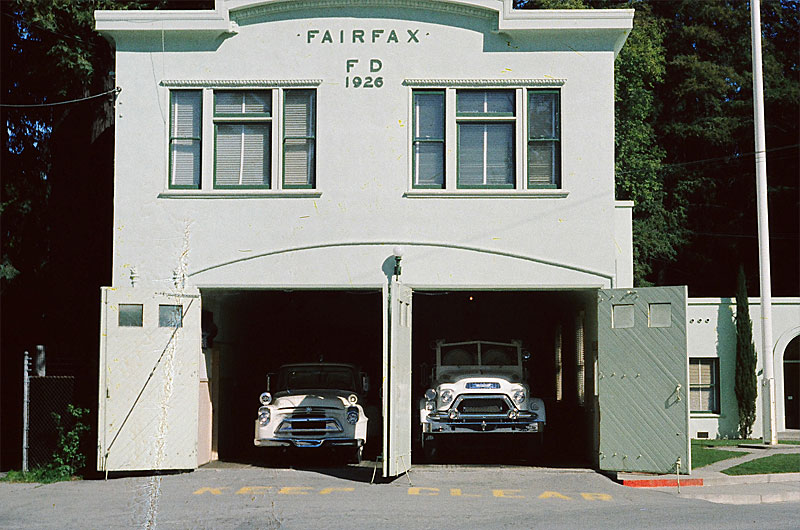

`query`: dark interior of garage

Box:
[411,290,597,467]
[204,288,597,469]
[207,290,384,464]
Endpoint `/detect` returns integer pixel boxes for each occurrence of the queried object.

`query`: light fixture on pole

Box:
[392,246,405,279]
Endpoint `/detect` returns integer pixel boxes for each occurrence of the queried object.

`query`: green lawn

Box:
[722,454,800,475]
[691,440,747,469]
[694,438,760,447]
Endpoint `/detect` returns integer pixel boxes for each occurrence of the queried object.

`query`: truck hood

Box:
[273,390,355,409]
[434,371,522,384]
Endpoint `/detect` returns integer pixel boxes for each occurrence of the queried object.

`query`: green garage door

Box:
[597,286,690,474]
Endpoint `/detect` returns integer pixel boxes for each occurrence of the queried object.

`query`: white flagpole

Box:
[750,0,777,445]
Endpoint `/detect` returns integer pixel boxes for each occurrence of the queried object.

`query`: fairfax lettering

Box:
[306,28,423,44]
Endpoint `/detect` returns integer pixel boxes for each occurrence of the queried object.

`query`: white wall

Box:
[100,0,632,292]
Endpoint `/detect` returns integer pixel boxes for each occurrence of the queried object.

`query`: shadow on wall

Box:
[716,299,739,438]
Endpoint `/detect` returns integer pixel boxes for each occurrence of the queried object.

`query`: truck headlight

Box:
[346,406,359,425]
[512,390,525,404]
[348,394,358,404]
[424,388,437,401]
[260,392,272,405]
[258,406,270,425]
[440,389,453,405]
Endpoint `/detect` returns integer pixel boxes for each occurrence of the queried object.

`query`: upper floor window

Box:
[167,87,316,191]
[457,90,515,189]
[412,91,445,188]
[169,91,202,189]
[214,90,271,188]
[411,87,561,192]
[527,91,560,189]
[283,90,316,189]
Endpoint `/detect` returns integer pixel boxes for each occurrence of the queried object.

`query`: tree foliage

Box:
[734,265,758,439]
[518,0,799,294]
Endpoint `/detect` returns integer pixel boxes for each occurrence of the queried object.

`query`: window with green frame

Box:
[283,90,316,188]
[409,87,563,192]
[213,90,271,189]
[412,90,445,188]
[528,90,560,188]
[457,89,515,189]
[689,358,720,413]
[169,90,202,189]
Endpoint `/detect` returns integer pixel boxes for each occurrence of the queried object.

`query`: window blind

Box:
[283,90,315,187]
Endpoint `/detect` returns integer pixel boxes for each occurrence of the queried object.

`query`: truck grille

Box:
[456,395,510,415]
[277,411,342,435]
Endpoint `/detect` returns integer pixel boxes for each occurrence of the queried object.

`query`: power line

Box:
[0,87,121,108]
[616,144,800,176]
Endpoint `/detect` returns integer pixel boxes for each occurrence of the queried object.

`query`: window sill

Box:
[690,412,721,418]
[404,189,569,199]
[158,190,322,199]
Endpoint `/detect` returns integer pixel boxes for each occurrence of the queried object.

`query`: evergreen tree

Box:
[734,264,758,439]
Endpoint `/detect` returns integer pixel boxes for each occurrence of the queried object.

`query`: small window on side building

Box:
[119,304,143,327]
[689,358,719,414]
[159,304,183,328]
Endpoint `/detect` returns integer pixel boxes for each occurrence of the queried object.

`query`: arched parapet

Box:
[188,240,614,289]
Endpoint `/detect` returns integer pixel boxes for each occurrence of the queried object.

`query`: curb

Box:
[676,490,800,505]
[621,478,703,488]
[617,471,800,488]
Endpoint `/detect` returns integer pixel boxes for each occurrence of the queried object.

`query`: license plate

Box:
[466,382,500,389]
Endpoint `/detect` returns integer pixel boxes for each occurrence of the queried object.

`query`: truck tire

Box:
[348,445,364,465]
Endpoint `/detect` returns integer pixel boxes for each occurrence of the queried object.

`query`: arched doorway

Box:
[784,335,800,429]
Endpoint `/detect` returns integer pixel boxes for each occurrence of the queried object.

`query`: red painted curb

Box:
[622,478,704,488]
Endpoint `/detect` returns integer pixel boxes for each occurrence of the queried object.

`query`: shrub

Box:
[734,265,758,439]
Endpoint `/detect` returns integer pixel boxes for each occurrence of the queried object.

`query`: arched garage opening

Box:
[784,335,800,430]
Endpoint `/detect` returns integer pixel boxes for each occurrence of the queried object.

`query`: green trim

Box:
[168,90,202,190]
[456,112,515,118]
[282,89,316,189]
[412,90,445,190]
[212,122,272,190]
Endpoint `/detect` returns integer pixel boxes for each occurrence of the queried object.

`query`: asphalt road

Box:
[1,463,798,529]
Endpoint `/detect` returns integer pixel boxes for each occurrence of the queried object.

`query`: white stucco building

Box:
[93,0,798,477]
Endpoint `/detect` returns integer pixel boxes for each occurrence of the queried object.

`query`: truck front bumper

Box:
[422,414,544,433]
[254,437,363,448]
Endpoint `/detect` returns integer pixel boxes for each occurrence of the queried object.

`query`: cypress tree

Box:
[734,265,758,439]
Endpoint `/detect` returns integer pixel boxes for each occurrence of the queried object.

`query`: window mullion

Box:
[445,89,457,190]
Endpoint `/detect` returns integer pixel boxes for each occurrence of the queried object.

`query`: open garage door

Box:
[597,286,690,474]
[98,287,200,472]
[383,280,413,477]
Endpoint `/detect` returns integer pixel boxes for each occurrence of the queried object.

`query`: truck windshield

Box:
[277,366,357,392]
[440,343,518,366]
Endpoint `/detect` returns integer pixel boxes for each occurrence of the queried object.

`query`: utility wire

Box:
[0,87,121,108]
[616,144,800,176]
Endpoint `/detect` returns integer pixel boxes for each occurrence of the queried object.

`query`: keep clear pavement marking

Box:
[193,487,612,500]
